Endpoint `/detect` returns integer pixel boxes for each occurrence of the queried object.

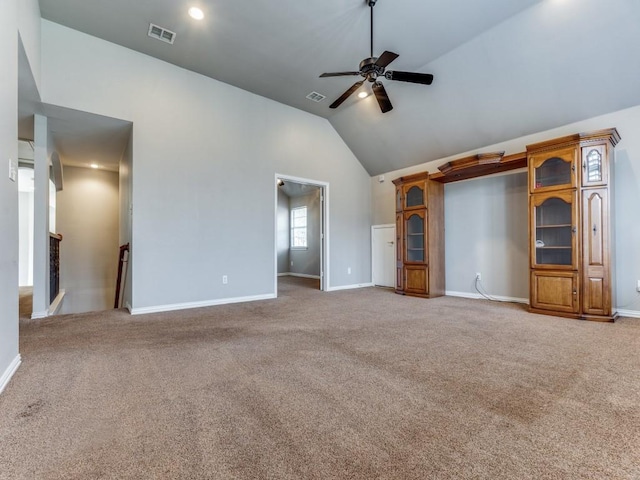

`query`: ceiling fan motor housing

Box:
[359,57,384,81]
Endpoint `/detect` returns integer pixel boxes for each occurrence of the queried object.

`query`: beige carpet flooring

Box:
[1,277,639,479]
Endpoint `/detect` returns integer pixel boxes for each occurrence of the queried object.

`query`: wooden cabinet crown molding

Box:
[526,128,620,154]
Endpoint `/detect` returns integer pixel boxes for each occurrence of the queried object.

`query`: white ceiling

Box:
[35,0,640,175]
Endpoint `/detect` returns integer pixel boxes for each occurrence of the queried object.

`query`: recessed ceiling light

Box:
[90,163,100,169]
[358,91,369,99]
[188,7,204,20]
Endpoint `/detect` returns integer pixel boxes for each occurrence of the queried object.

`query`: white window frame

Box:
[291,206,308,250]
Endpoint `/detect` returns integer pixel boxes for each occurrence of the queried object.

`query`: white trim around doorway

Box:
[274,173,329,295]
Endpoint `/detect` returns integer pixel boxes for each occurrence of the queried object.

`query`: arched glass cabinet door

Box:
[529,147,577,192]
[404,211,425,263]
[581,144,608,187]
[531,190,578,270]
[403,181,426,209]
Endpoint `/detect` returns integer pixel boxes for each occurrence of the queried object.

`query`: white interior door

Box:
[372,225,395,288]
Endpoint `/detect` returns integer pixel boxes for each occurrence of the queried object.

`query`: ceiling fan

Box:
[319,0,434,113]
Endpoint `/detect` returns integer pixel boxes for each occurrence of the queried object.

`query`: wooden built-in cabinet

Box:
[527,128,620,321]
[393,172,444,298]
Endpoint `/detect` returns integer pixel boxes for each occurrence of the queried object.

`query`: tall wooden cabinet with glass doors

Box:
[527,129,620,321]
[392,171,444,298]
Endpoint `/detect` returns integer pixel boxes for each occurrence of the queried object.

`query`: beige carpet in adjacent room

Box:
[1,277,639,479]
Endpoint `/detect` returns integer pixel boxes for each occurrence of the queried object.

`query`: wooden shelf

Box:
[430,151,527,184]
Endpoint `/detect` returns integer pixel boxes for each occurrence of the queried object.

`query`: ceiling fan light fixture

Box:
[188,7,204,20]
[358,91,369,99]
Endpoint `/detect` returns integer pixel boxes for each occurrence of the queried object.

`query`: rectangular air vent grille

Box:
[306,92,326,102]
[148,23,176,44]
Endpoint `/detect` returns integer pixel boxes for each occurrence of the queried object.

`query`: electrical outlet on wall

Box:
[222,275,228,284]
[476,272,481,281]
[347,267,351,275]
[636,280,640,292]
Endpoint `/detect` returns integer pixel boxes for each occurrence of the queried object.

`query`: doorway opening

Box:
[275,174,329,295]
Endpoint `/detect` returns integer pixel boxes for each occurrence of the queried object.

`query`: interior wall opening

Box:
[275,176,327,294]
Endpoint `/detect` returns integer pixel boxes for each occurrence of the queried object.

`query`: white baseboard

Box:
[31,310,48,319]
[130,293,276,316]
[617,309,640,319]
[280,273,321,280]
[125,301,132,313]
[0,355,21,395]
[446,290,529,304]
[327,282,374,292]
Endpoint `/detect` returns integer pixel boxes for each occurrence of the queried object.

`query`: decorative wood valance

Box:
[429,151,527,184]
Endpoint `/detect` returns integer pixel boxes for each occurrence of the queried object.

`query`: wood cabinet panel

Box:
[531,271,579,314]
[395,212,403,291]
[405,266,428,295]
[582,188,610,315]
[393,172,444,298]
[527,129,619,321]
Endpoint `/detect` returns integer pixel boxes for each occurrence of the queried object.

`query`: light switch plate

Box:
[9,157,18,182]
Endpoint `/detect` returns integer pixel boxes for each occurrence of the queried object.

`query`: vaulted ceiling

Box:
[36,0,640,175]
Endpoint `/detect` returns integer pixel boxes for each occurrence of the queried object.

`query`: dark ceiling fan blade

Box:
[320,71,360,78]
[374,51,399,68]
[329,81,365,109]
[372,82,393,113]
[386,70,434,85]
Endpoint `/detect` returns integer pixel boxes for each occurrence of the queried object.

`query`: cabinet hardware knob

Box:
[573,291,577,295]
[572,226,577,233]
[572,164,576,172]
[583,161,587,171]
[593,224,597,234]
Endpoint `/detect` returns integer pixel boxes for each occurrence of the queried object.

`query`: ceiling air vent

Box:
[148,23,176,44]
[306,92,326,103]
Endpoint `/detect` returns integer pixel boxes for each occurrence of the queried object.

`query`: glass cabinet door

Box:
[529,147,577,192]
[581,144,608,187]
[531,191,577,269]
[404,211,426,263]
[402,181,426,210]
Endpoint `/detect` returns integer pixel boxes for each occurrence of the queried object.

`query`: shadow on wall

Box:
[614,149,640,309]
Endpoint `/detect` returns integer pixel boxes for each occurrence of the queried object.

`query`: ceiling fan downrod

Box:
[369,0,375,58]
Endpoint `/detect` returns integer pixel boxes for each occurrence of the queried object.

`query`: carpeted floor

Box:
[1,277,639,479]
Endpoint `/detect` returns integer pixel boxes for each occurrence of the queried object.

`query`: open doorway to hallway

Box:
[275,175,328,295]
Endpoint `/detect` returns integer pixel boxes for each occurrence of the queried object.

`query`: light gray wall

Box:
[17,0,40,91]
[444,173,528,298]
[0,0,20,388]
[290,189,321,277]
[372,105,640,313]
[41,20,372,310]
[18,189,34,286]
[277,188,289,274]
[57,166,119,314]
